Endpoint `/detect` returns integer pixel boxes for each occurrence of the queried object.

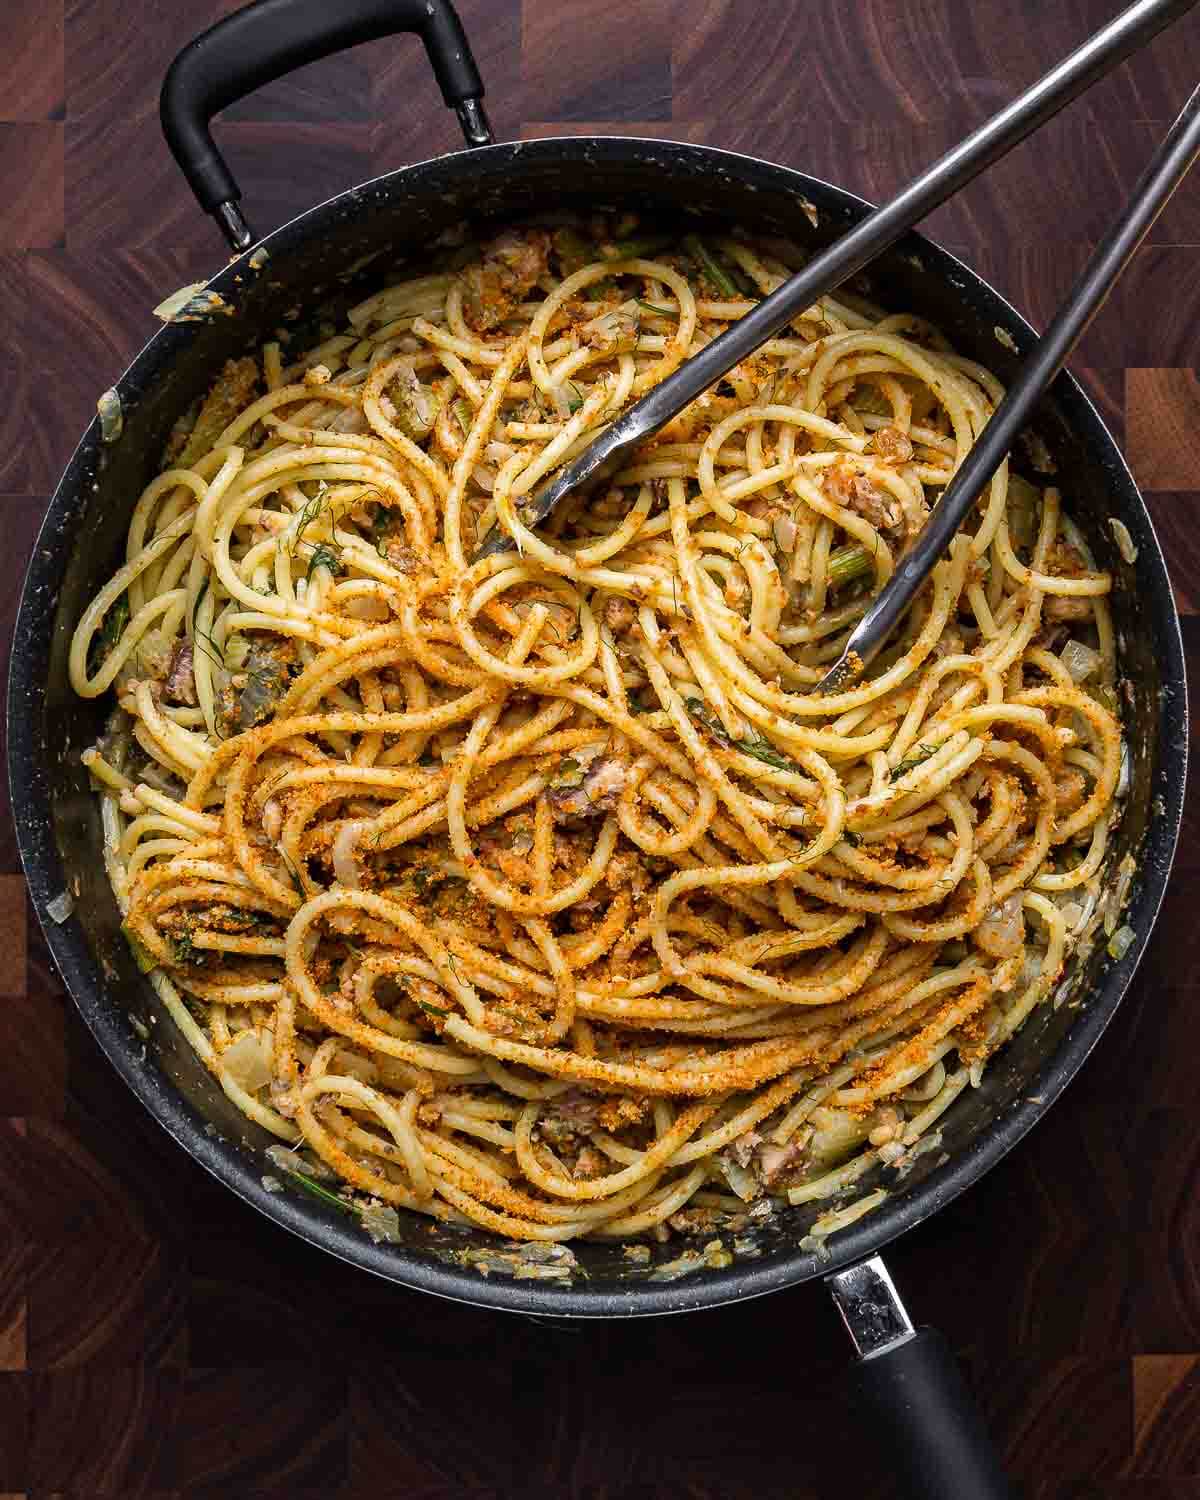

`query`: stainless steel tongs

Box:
[474,0,1200,699]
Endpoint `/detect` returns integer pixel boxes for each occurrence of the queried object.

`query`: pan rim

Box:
[7,134,1188,1316]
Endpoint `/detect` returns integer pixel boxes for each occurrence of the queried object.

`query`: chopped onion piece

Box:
[153,282,207,320]
[1105,855,1136,936]
[46,891,74,924]
[361,1201,401,1243]
[221,1029,273,1092]
[718,1155,760,1202]
[974,893,1025,958]
[1108,517,1138,564]
[800,1188,887,1255]
[97,388,123,443]
[266,1144,335,1180]
[1107,924,1136,961]
[1060,638,1101,683]
[773,513,797,552]
[900,1059,945,1102]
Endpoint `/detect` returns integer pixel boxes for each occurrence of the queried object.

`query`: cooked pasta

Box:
[71,217,1125,1245]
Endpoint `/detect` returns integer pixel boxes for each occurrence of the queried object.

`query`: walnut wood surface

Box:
[2,2,1199,1495]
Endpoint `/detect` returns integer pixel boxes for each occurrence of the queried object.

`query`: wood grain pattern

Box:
[1118,245,1200,369]
[1133,1355,1200,1474]
[0,126,64,250]
[1,1,1199,1495]
[371,0,522,174]
[1132,1110,1200,1351]
[1145,493,1200,613]
[1127,368,1200,492]
[0,0,64,124]
[0,922,67,1119]
[522,0,674,122]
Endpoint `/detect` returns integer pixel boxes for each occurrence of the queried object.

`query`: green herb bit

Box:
[280,853,305,897]
[417,999,451,1019]
[104,593,130,646]
[305,542,342,582]
[277,1165,356,1216]
[684,698,802,774]
[636,299,676,317]
[193,637,224,672]
[289,481,330,556]
[683,234,740,298]
[551,756,585,788]
[454,398,473,436]
[565,381,583,414]
[828,544,874,587]
[890,743,938,782]
[190,576,210,634]
[192,582,226,664]
[170,931,203,968]
[91,594,130,673]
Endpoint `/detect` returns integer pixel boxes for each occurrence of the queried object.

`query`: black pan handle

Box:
[851,1329,1015,1499]
[160,0,492,253]
[829,1258,1015,1499]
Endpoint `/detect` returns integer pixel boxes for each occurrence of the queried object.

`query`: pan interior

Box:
[13,138,1183,1313]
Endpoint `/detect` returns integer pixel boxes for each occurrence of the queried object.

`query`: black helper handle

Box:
[829,1258,1015,1498]
[852,1329,1015,1499]
[160,0,493,252]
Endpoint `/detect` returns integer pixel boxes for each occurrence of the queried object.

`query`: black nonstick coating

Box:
[7,136,1187,1316]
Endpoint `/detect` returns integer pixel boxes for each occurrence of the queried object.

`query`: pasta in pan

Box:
[71,217,1124,1244]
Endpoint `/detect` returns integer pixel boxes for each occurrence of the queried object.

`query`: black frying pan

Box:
[7,3,1187,1495]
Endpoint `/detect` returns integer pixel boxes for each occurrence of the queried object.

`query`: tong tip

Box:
[815,647,868,697]
[472,528,516,564]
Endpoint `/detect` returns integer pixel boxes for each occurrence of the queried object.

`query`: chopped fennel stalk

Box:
[605,233,673,260]
[551,226,592,272]
[1007,474,1040,548]
[682,234,739,298]
[121,923,158,974]
[828,544,873,586]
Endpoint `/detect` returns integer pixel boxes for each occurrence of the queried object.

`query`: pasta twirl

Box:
[71,218,1123,1242]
